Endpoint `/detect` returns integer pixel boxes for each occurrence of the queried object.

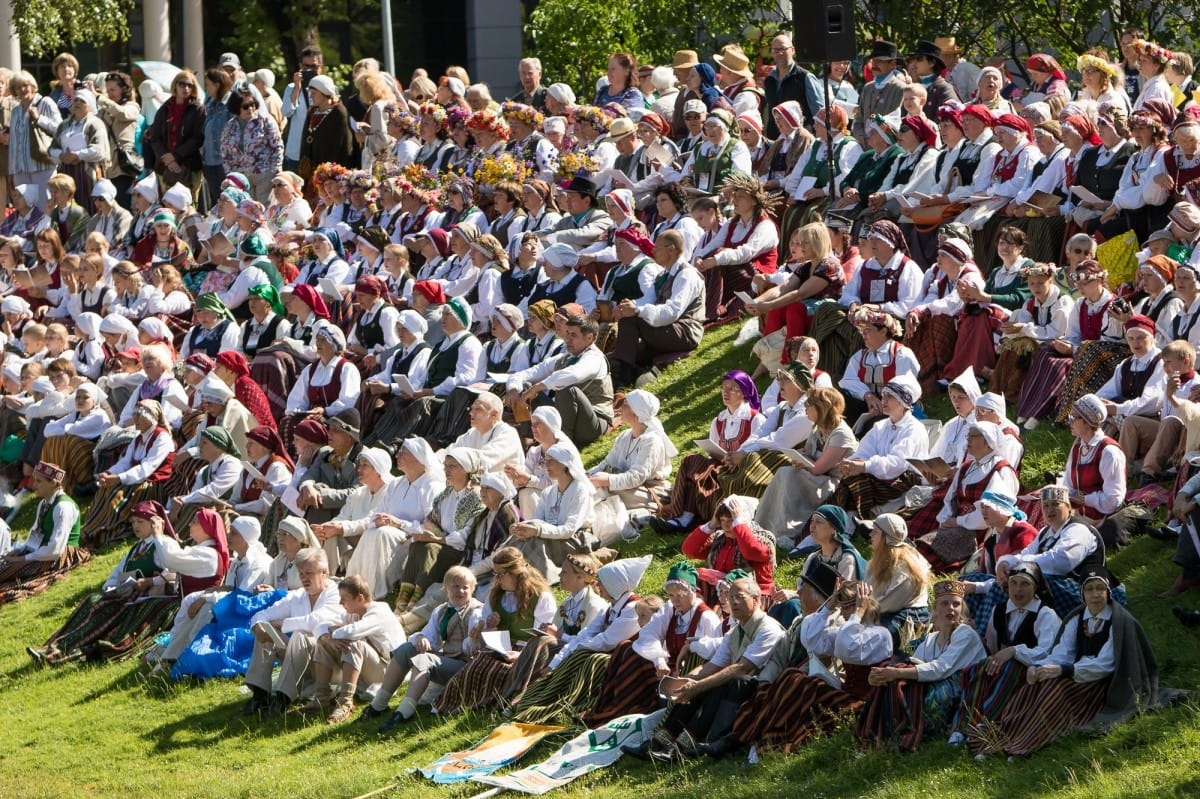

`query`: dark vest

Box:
[391,342,430,380]
[1074,614,1112,659]
[240,314,286,358]
[951,136,997,186]
[529,273,587,307]
[355,306,386,350]
[187,319,231,358]
[991,601,1041,650]
[426,334,469,388]
[601,258,649,303]
[499,267,539,306]
[1118,354,1160,400]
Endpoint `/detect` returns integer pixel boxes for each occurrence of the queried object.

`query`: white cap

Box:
[218,52,241,68]
[307,74,338,99]
[683,99,706,115]
[91,179,118,203]
[162,182,193,212]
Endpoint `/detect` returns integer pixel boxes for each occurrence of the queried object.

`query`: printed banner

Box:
[416,722,566,784]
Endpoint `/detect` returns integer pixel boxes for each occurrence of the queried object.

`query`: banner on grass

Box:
[474,709,665,795]
[416,722,566,784]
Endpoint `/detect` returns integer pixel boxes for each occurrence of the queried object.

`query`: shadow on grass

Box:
[142,700,251,752]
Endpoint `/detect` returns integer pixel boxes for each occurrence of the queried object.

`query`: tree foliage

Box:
[13,0,135,58]
[525,0,788,93]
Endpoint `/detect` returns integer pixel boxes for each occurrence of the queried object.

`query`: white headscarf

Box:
[401,437,444,484]
[358,447,395,482]
[75,312,103,341]
[546,442,593,499]
[532,406,571,444]
[622,389,678,457]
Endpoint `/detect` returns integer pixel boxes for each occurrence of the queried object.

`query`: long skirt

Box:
[40,434,99,492]
[992,336,1039,406]
[856,668,960,752]
[399,540,462,593]
[1016,345,1073,420]
[80,480,164,549]
[1055,340,1129,424]
[365,396,442,448]
[942,310,1003,380]
[879,606,931,652]
[251,348,304,424]
[908,314,958,396]
[434,650,521,714]
[951,659,1026,746]
[509,649,613,725]
[501,633,560,703]
[779,199,824,255]
[715,450,793,501]
[178,409,205,445]
[426,386,479,448]
[158,455,207,513]
[913,524,983,573]
[903,479,951,539]
[660,453,727,523]
[0,546,91,607]
[579,639,661,727]
[971,675,1108,756]
[831,472,918,519]
[810,303,862,376]
[733,665,864,752]
[1003,216,1067,265]
[755,466,839,543]
[38,588,178,664]
[703,262,755,327]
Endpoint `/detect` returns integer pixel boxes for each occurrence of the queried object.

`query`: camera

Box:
[1111,298,1131,314]
[301,69,317,88]
[75,80,87,90]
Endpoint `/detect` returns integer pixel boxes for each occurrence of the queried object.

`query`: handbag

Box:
[28,114,53,165]
[909,202,966,233]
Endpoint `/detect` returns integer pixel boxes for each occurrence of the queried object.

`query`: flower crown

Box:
[466,110,510,139]
[574,105,611,132]
[418,102,447,127]
[346,169,376,191]
[313,162,350,187]
[501,101,544,130]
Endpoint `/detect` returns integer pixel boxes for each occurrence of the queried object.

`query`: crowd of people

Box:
[0,27,1192,766]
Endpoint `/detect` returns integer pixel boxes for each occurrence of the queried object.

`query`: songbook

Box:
[906,456,953,480]
[694,439,727,459]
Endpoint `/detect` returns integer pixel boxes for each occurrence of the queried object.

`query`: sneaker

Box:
[1022,417,1040,430]
[948,731,965,746]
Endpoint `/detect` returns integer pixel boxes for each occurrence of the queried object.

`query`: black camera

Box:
[75,80,87,90]
[301,69,317,88]
[1111,298,1131,314]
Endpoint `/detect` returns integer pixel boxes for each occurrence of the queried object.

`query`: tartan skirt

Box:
[508,649,613,725]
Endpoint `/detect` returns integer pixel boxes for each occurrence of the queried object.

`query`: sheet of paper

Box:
[393,374,416,396]
[317,277,344,301]
[481,630,512,655]
[792,175,817,198]
[773,447,814,469]
[1070,185,1105,205]
[694,439,726,459]
[240,460,267,483]
[734,290,757,305]
[280,485,303,516]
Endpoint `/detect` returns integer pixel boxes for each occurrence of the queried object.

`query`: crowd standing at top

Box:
[0,27,1189,766]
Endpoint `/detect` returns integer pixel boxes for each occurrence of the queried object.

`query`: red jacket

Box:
[681,521,775,595]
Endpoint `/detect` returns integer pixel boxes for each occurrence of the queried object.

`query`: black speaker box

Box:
[793,0,857,63]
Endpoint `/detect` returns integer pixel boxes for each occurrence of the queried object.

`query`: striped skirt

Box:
[84,595,181,661]
[715,450,794,501]
[251,349,303,424]
[159,455,207,513]
[40,434,99,492]
[434,651,518,714]
[1008,216,1067,265]
[733,665,863,752]
[831,472,919,519]
[992,337,1039,406]
[80,481,165,549]
[1015,345,1073,421]
[913,525,982,573]
[856,670,960,752]
[0,546,91,607]
[973,675,1109,756]
[38,587,176,664]
[952,659,1026,749]
[704,262,755,327]
[500,634,559,703]
[660,453,728,522]
[908,314,958,397]
[810,303,862,376]
[508,649,613,725]
[1055,340,1129,424]
[579,639,661,727]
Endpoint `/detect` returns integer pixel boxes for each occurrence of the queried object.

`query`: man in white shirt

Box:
[450,392,523,471]
[609,231,705,389]
[243,546,342,718]
[508,314,615,447]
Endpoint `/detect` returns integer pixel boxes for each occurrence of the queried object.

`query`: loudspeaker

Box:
[793,0,857,63]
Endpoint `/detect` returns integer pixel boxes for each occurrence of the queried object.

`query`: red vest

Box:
[1068,436,1119,520]
[665,601,711,669]
[1078,297,1113,342]
[991,143,1029,182]
[721,215,779,274]
[842,661,884,699]
[179,570,224,597]
[239,455,290,503]
[715,409,759,451]
[306,357,349,408]
[857,258,913,304]
[857,340,901,390]
[130,426,175,484]
[951,458,1014,518]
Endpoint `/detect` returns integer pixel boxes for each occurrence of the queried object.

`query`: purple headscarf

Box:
[722,369,761,412]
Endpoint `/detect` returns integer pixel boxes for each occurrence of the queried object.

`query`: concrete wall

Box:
[466,0,523,99]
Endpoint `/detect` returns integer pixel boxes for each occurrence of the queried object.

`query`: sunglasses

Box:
[1070,248,1089,254]
[684,113,702,120]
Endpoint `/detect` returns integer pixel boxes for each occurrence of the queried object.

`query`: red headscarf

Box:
[192,508,230,578]
[1026,54,1067,81]
[937,105,965,133]
[216,350,250,378]
[247,425,295,470]
[902,115,938,149]
[1063,114,1102,146]
[413,280,447,305]
[290,284,331,321]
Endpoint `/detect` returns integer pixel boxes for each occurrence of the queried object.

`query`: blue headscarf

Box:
[693,63,722,110]
[312,226,346,260]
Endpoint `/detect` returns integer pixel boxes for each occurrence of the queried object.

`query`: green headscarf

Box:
[196,293,235,321]
[781,360,813,389]
[251,257,284,291]
[248,283,285,316]
[201,424,242,458]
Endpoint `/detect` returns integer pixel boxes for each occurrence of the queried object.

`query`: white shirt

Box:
[217,264,271,311]
[179,453,243,505]
[286,357,361,415]
[315,600,407,654]
[1008,286,1074,342]
[1097,349,1164,418]
[180,321,243,358]
[911,622,987,682]
[378,342,431,395]
[935,453,1020,528]
[632,600,722,671]
[531,479,594,540]
[589,428,672,492]
[985,598,1060,666]
[854,412,930,480]
[1063,429,1126,516]
[839,341,921,401]
[833,613,894,665]
[44,408,110,440]
[839,250,924,317]
[453,422,524,473]
[15,490,80,562]
[347,301,401,354]
[550,593,640,668]
[638,259,704,327]
[250,582,343,635]
[110,426,175,485]
[709,610,786,669]
[150,534,222,581]
[739,402,811,454]
[710,216,780,268]
[1046,606,1116,681]
[426,330,484,397]
[507,343,607,393]
[997,519,1099,576]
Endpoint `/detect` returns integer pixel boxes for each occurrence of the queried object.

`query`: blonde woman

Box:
[865,513,933,648]
[355,71,395,170]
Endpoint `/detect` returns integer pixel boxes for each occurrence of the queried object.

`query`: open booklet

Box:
[694,439,728,459]
[906,456,954,480]
[481,630,513,655]
[1069,185,1106,206]
[1021,189,1062,213]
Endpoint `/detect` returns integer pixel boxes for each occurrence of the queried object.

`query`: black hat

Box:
[824,212,854,232]
[866,41,900,61]
[562,175,598,199]
[908,40,946,70]
[799,561,841,600]
[324,408,361,442]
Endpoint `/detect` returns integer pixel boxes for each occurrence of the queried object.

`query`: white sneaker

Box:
[1023,417,1040,430]
[948,731,965,746]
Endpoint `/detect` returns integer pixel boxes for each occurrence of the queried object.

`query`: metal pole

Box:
[381,0,396,76]
[823,63,835,199]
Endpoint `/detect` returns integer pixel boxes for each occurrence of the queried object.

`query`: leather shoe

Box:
[357,705,387,723]
[1173,605,1200,628]
[647,517,687,536]
[378,710,413,736]
[1149,526,1180,542]
[698,735,740,760]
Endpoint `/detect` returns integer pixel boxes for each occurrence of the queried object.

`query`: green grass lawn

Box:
[2,323,1199,799]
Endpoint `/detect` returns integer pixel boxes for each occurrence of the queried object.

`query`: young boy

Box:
[302,574,407,724]
[361,566,484,731]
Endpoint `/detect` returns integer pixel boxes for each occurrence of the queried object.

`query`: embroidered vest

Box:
[1079,297,1113,342]
[1068,436,1119,520]
[305,358,349,407]
[857,340,901,392]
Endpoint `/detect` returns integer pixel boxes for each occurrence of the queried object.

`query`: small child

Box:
[302,574,407,724]
[635,595,665,627]
[362,566,484,730]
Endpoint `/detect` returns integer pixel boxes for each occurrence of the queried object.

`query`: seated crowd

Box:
[2,29,1193,766]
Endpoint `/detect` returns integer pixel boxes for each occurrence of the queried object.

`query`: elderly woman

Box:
[393,447,486,613]
[653,370,763,534]
[583,561,722,726]
[903,237,984,394]
[838,307,920,426]
[297,76,354,190]
[282,321,361,443]
[682,495,776,605]
[166,424,243,531]
[1093,100,1174,242]
[48,88,110,210]
[756,386,857,546]
[41,382,109,491]
[1051,260,1129,425]
[508,443,597,583]
[587,389,674,528]
[910,422,1020,571]
[857,579,986,751]
[80,400,177,548]
[971,568,1157,758]
[34,504,229,665]
[782,105,861,230]
[1061,393,1134,549]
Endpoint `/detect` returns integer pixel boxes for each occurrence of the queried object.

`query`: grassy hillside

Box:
[1,323,1197,799]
